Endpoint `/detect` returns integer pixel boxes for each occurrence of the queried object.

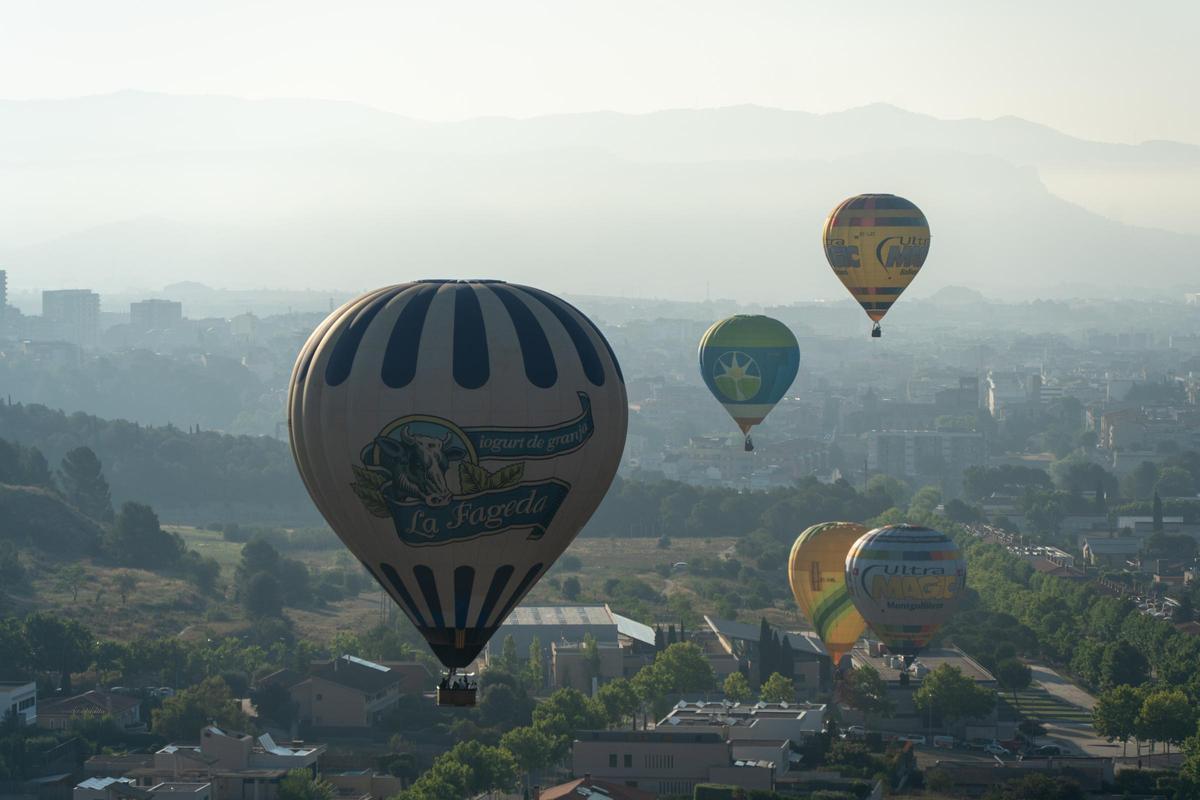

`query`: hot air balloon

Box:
[289,280,627,705]
[822,194,930,338]
[698,315,799,451]
[788,522,868,670]
[844,524,965,663]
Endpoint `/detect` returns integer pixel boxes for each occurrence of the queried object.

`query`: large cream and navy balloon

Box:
[288,280,627,669]
[843,524,965,658]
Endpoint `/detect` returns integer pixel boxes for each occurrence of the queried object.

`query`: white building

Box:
[0,681,37,725]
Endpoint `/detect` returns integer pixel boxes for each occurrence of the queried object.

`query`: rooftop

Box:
[505,605,615,627]
[539,777,656,800]
[40,689,140,716]
[77,778,135,791]
[612,612,655,646]
[576,730,724,744]
[310,656,400,695]
[851,645,996,684]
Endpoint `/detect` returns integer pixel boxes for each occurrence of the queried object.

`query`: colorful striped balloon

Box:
[698,314,799,451]
[822,194,930,337]
[844,524,965,658]
[788,522,868,667]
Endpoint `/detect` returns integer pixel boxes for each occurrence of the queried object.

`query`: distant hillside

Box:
[0,483,104,556]
[0,92,1196,298]
[0,402,314,526]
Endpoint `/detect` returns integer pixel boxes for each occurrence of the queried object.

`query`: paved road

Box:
[1029,663,1096,711]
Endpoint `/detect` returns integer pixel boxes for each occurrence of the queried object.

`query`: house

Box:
[486,605,658,685]
[539,777,656,800]
[124,726,324,800]
[571,730,774,796]
[659,700,825,751]
[703,616,832,695]
[1,680,37,725]
[1082,536,1142,567]
[39,690,141,730]
[74,777,135,800]
[289,656,403,729]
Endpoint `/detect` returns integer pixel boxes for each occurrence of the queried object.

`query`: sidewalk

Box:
[1029,663,1096,711]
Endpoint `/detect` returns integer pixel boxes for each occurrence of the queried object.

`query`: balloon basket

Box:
[871,323,882,338]
[436,671,477,706]
[436,686,477,707]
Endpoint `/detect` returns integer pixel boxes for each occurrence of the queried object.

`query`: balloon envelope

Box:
[288,280,627,669]
[822,194,930,325]
[698,315,799,436]
[844,524,965,657]
[788,522,868,665]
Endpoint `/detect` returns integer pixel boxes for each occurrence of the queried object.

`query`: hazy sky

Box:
[3,0,1197,145]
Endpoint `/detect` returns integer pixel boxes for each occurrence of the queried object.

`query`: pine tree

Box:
[757,619,774,685]
[59,446,114,521]
[1094,478,1107,513]
[1153,490,1164,532]
[679,620,686,643]
[667,625,677,645]
[654,626,664,650]
[780,636,796,680]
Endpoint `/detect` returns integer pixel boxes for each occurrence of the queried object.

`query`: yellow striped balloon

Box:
[788,521,868,667]
[822,194,930,337]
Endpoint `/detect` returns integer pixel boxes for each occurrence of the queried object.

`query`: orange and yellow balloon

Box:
[822,194,930,337]
[788,522,868,667]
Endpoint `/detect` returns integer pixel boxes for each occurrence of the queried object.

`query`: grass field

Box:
[997,687,1094,723]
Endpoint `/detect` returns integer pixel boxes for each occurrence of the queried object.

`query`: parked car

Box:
[985,743,1011,757]
[843,725,867,739]
[933,735,955,749]
[1020,745,1063,759]
[897,734,927,745]
[964,737,993,750]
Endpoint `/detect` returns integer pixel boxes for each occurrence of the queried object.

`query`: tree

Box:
[582,633,602,689]
[760,672,795,704]
[913,664,996,724]
[1152,491,1164,532]
[779,636,796,680]
[1155,466,1194,498]
[652,642,715,694]
[1137,688,1195,763]
[1092,685,1142,757]
[723,672,752,704]
[107,502,181,568]
[23,612,93,692]
[595,678,640,728]
[114,572,138,606]
[757,618,775,684]
[59,446,113,521]
[243,572,284,617]
[152,677,249,739]
[54,564,86,603]
[479,681,534,730]
[1099,640,1148,689]
[527,636,545,691]
[397,741,517,800]
[841,664,894,724]
[278,769,334,800]
[1123,461,1160,501]
[500,726,555,796]
[995,659,1032,708]
[562,576,581,601]
[495,634,520,673]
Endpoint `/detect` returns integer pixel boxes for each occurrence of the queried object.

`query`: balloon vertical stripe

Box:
[475,565,516,630]
[452,285,490,389]
[413,565,445,629]
[453,566,475,630]
[523,287,606,386]
[381,284,438,388]
[379,562,428,628]
[489,285,558,388]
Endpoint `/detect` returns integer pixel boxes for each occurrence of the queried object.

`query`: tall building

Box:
[866,429,986,479]
[130,298,183,330]
[42,289,100,347]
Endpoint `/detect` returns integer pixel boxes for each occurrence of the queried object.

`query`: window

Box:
[18,698,35,710]
[623,754,632,768]
[315,693,323,701]
[643,754,674,769]
[625,782,637,788]
[608,754,617,768]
